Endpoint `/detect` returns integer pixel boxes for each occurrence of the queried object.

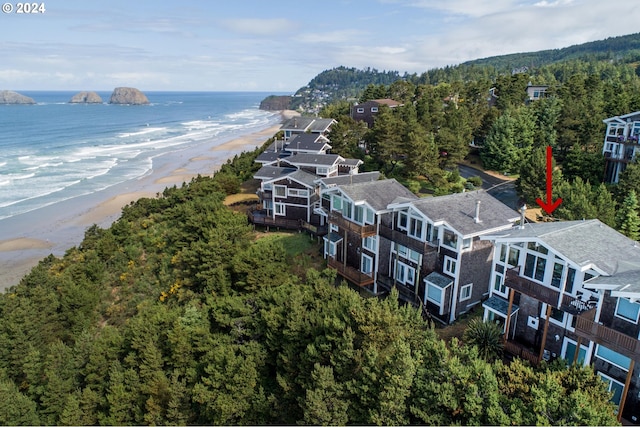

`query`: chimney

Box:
[474,200,481,223]
[520,204,526,229]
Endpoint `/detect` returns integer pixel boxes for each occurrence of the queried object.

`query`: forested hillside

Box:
[0,147,619,425]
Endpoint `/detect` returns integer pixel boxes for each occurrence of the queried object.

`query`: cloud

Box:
[220,18,296,36]
[298,29,368,44]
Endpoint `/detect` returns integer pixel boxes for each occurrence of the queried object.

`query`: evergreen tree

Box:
[616,190,640,240]
[301,363,348,426]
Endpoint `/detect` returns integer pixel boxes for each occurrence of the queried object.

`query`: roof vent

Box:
[474,200,482,224]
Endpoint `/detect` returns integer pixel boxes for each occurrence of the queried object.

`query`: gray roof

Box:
[287,133,331,152]
[286,170,318,188]
[337,179,418,212]
[281,117,315,131]
[307,118,336,133]
[483,295,519,316]
[317,171,381,187]
[255,151,291,164]
[424,271,453,288]
[339,158,364,167]
[283,153,342,167]
[254,165,296,180]
[408,190,520,237]
[485,219,640,295]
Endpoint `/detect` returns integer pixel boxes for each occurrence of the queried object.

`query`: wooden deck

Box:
[328,211,377,237]
[327,256,375,287]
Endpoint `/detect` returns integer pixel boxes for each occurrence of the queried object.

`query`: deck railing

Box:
[378,223,439,254]
[574,316,640,361]
[328,211,377,237]
[327,256,375,287]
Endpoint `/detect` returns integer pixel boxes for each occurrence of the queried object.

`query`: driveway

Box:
[457,164,521,211]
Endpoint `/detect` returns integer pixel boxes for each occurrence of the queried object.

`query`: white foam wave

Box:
[118,127,167,138]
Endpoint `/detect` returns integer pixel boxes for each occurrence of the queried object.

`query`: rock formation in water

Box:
[108,87,150,105]
[69,91,103,104]
[0,90,36,104]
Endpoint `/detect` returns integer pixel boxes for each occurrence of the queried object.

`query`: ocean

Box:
[0,91,282,221]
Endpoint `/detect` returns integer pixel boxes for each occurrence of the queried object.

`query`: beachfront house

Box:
[280,117,336,141]
[286,133,332,155]
[380,190,520,323]
[279,153,362,177]
[602,111,640,183]
[250,165,321,229]
[322,179,418,292]
[481,219,640,422]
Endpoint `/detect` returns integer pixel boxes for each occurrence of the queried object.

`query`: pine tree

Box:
[301,363,348,426]
[616,190,640,240]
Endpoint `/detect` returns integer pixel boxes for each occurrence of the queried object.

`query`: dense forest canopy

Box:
[0,146,619,425]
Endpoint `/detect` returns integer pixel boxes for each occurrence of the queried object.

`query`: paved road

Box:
[457,164,521,211]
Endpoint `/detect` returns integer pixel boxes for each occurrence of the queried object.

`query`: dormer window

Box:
[371,106,378,113]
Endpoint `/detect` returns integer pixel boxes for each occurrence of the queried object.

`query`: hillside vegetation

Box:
[0,147,618,425]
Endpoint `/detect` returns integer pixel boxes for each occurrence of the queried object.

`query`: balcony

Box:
[328,211,377,238]
[505,268,597,315]
[378,223,439,254]
[327,256,375,287]
[574,316,640,361]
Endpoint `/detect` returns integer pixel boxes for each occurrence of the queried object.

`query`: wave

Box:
[118,127,167,138]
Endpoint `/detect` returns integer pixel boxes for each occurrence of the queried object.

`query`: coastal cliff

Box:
[109,87,150,105]
[69,91,103,104]
[0,90,36,104]
[259,95,292,111]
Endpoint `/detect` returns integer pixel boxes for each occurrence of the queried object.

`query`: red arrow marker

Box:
[535,146,563,214]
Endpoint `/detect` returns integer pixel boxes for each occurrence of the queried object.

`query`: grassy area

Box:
[254,230,325,278]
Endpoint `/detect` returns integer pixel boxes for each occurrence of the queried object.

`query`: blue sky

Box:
[1,0,636,91]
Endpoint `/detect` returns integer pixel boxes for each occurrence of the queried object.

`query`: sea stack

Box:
[69,91,103,104]
[108,87,150,105]
[0,90,36,104]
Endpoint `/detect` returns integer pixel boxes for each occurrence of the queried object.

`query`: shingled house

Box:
[481,219,640,422]
[602,111,640,183]
[350,98,402,128]
[380,190,520,323]
[322,179,417,292]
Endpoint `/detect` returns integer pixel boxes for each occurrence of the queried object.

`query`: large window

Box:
[562,338,587,365]
[332,195,342,211]
[524,253,546,282]
[274,185,287,198]
[362,236,377,252]
[274,203,286,216]
[615,298,640,323]
[395,261,415,286]
[444,256,457,277]
[409,216,423,239]
[442,229,457,249]
[288,188,308,197]
[427,282,443,305]
[398,211,408,230]
[595,345,632,371]
[342,199,353,219]
[361,254,373,275]
[598,373,625,406]
[354,205,364,224]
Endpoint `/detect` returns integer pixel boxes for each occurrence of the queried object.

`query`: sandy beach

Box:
[0,110,298,290]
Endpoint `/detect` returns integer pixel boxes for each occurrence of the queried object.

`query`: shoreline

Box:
[0,110,299,290]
